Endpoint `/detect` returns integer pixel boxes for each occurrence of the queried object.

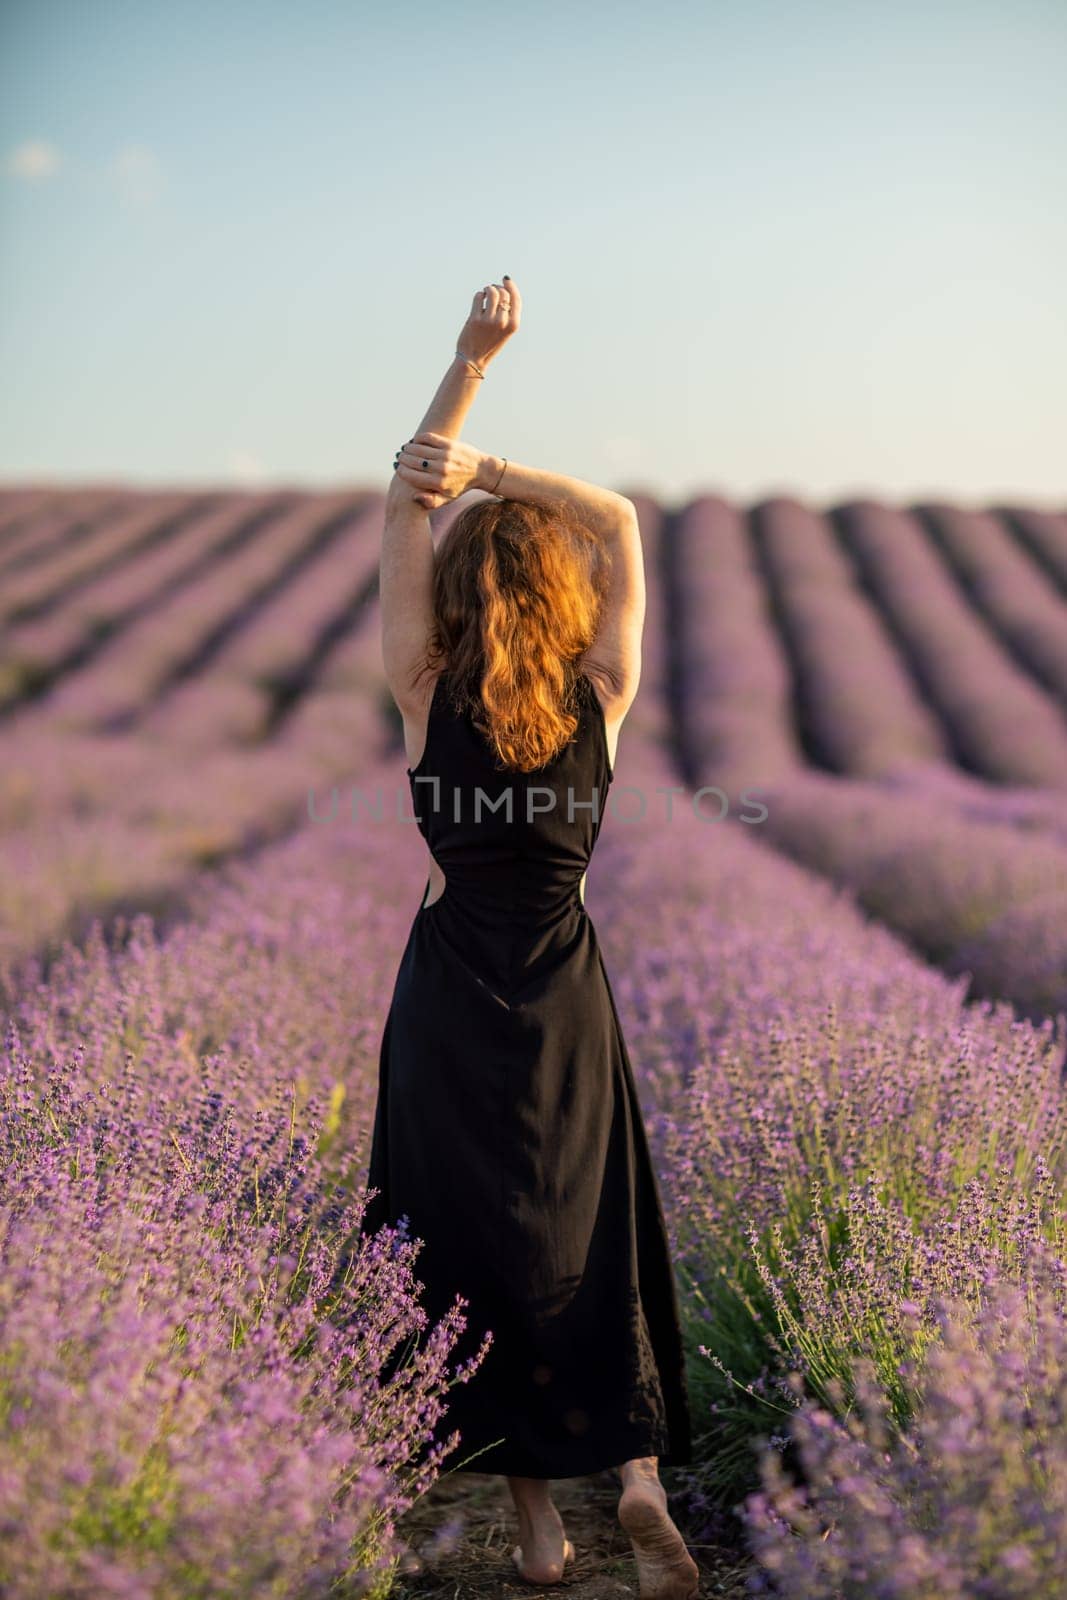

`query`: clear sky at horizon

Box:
[2,0,1064,509]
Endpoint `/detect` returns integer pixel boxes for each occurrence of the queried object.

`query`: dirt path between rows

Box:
[392,1469,755,1598]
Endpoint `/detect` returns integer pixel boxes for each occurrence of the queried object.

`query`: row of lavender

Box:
[667,496,1067,1020]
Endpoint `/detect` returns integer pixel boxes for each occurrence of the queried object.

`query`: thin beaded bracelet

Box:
[490,457,507,493]
[456,350,486,379]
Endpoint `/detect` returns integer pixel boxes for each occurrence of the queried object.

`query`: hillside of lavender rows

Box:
[1,483,1066,1017]
[3,481,1067,1598]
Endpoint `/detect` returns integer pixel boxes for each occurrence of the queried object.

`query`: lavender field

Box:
[3,482,1067,1598]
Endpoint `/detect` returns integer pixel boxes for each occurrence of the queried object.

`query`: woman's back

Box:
[406,668,615,1001]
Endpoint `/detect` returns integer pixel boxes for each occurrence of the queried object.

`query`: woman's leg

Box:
[506,1474,574,1583]
[617,1455,699,1599]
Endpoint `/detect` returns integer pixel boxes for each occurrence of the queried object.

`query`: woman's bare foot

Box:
[507,1476,574,1585]
[617,1457,699,1600]
[510,1534,575,1586]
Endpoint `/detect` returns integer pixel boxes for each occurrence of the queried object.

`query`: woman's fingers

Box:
[475,282,513,317]
[396,460,446,487]
[398,438,448,472]
[397,449,441,474]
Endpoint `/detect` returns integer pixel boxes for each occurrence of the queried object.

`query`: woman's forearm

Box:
[413,354,485,441]
[476,456,634,538]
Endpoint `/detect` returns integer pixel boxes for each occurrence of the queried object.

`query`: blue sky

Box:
[1,0,1064,506]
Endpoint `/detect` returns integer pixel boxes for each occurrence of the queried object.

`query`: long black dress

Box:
[361,668,692,1478]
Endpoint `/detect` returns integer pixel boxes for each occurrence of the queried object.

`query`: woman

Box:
[362,278,699,1600]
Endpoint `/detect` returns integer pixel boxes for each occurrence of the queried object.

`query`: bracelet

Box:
[490,457,507,494]
[456,349,485,380]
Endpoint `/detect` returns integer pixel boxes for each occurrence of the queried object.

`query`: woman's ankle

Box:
[507,1474,556,1516]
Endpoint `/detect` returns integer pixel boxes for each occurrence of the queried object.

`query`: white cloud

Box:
[113,143,163,206]
[6,139,61,180]
[227,451,268,486]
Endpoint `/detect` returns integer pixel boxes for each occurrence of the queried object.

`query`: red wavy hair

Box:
[416,496,611,773]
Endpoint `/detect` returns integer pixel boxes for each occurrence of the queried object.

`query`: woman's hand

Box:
[394,432,494,509]
[456,277,521,370]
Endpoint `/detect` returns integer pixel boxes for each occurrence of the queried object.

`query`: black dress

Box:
[361,669,692,1478]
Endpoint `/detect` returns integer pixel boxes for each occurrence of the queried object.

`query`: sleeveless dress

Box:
[360,669,692,1478]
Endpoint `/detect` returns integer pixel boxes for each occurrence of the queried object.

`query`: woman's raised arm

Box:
[380,279,519,711]
[486,462,645,713]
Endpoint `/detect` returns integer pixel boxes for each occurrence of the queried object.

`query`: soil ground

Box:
[391,1469,755,1598]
